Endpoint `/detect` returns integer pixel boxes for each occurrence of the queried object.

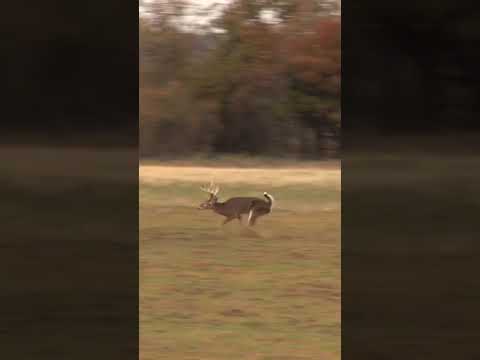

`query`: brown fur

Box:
[199,194,272,226]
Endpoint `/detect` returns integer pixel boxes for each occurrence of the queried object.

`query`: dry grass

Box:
[0,146,340,359]
[140,162,341,360]
[139,165,340,189]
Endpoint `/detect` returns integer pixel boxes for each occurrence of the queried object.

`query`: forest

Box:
[140,0,341,158]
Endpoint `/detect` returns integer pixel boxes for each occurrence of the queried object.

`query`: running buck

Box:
[198,181,274,226]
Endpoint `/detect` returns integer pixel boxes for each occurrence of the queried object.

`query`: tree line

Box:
[140,0,340,158]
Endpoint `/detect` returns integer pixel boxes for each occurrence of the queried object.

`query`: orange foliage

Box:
[287,18,340,94]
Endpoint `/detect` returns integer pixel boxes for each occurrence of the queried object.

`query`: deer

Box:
[198,181,274,226]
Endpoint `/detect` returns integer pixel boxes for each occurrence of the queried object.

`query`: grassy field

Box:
[7,143,478,358]
[140,161,341,360]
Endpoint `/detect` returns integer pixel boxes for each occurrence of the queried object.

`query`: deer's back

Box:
[221,197,266,215]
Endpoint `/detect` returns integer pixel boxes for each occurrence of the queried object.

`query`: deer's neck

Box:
[212,201,228,216]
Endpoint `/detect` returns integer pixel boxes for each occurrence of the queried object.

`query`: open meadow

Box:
[140,160,341,360]
[3,143,478,358]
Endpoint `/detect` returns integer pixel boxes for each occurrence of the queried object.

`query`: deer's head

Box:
[199,181,220,210]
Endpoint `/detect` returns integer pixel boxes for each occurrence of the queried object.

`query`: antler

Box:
[200,180,220,195]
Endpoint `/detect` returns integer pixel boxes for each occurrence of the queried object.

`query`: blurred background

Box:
[139,3,341,359]
[139,0,340,158]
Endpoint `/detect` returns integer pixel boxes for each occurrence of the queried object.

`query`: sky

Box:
[139,0,231,22]
[139,0,340,29]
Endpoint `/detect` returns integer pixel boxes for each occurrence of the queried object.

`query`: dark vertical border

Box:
[2,2,138,359]
[343,1,480,359]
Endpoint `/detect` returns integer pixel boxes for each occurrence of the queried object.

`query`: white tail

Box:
[263,192,275,210]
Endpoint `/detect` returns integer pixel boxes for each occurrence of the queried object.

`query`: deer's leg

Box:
[222,217,235,226]
[250,215,258,226]
[250,207,270,226]
[247,208,255,226]
[250,212,265,226]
